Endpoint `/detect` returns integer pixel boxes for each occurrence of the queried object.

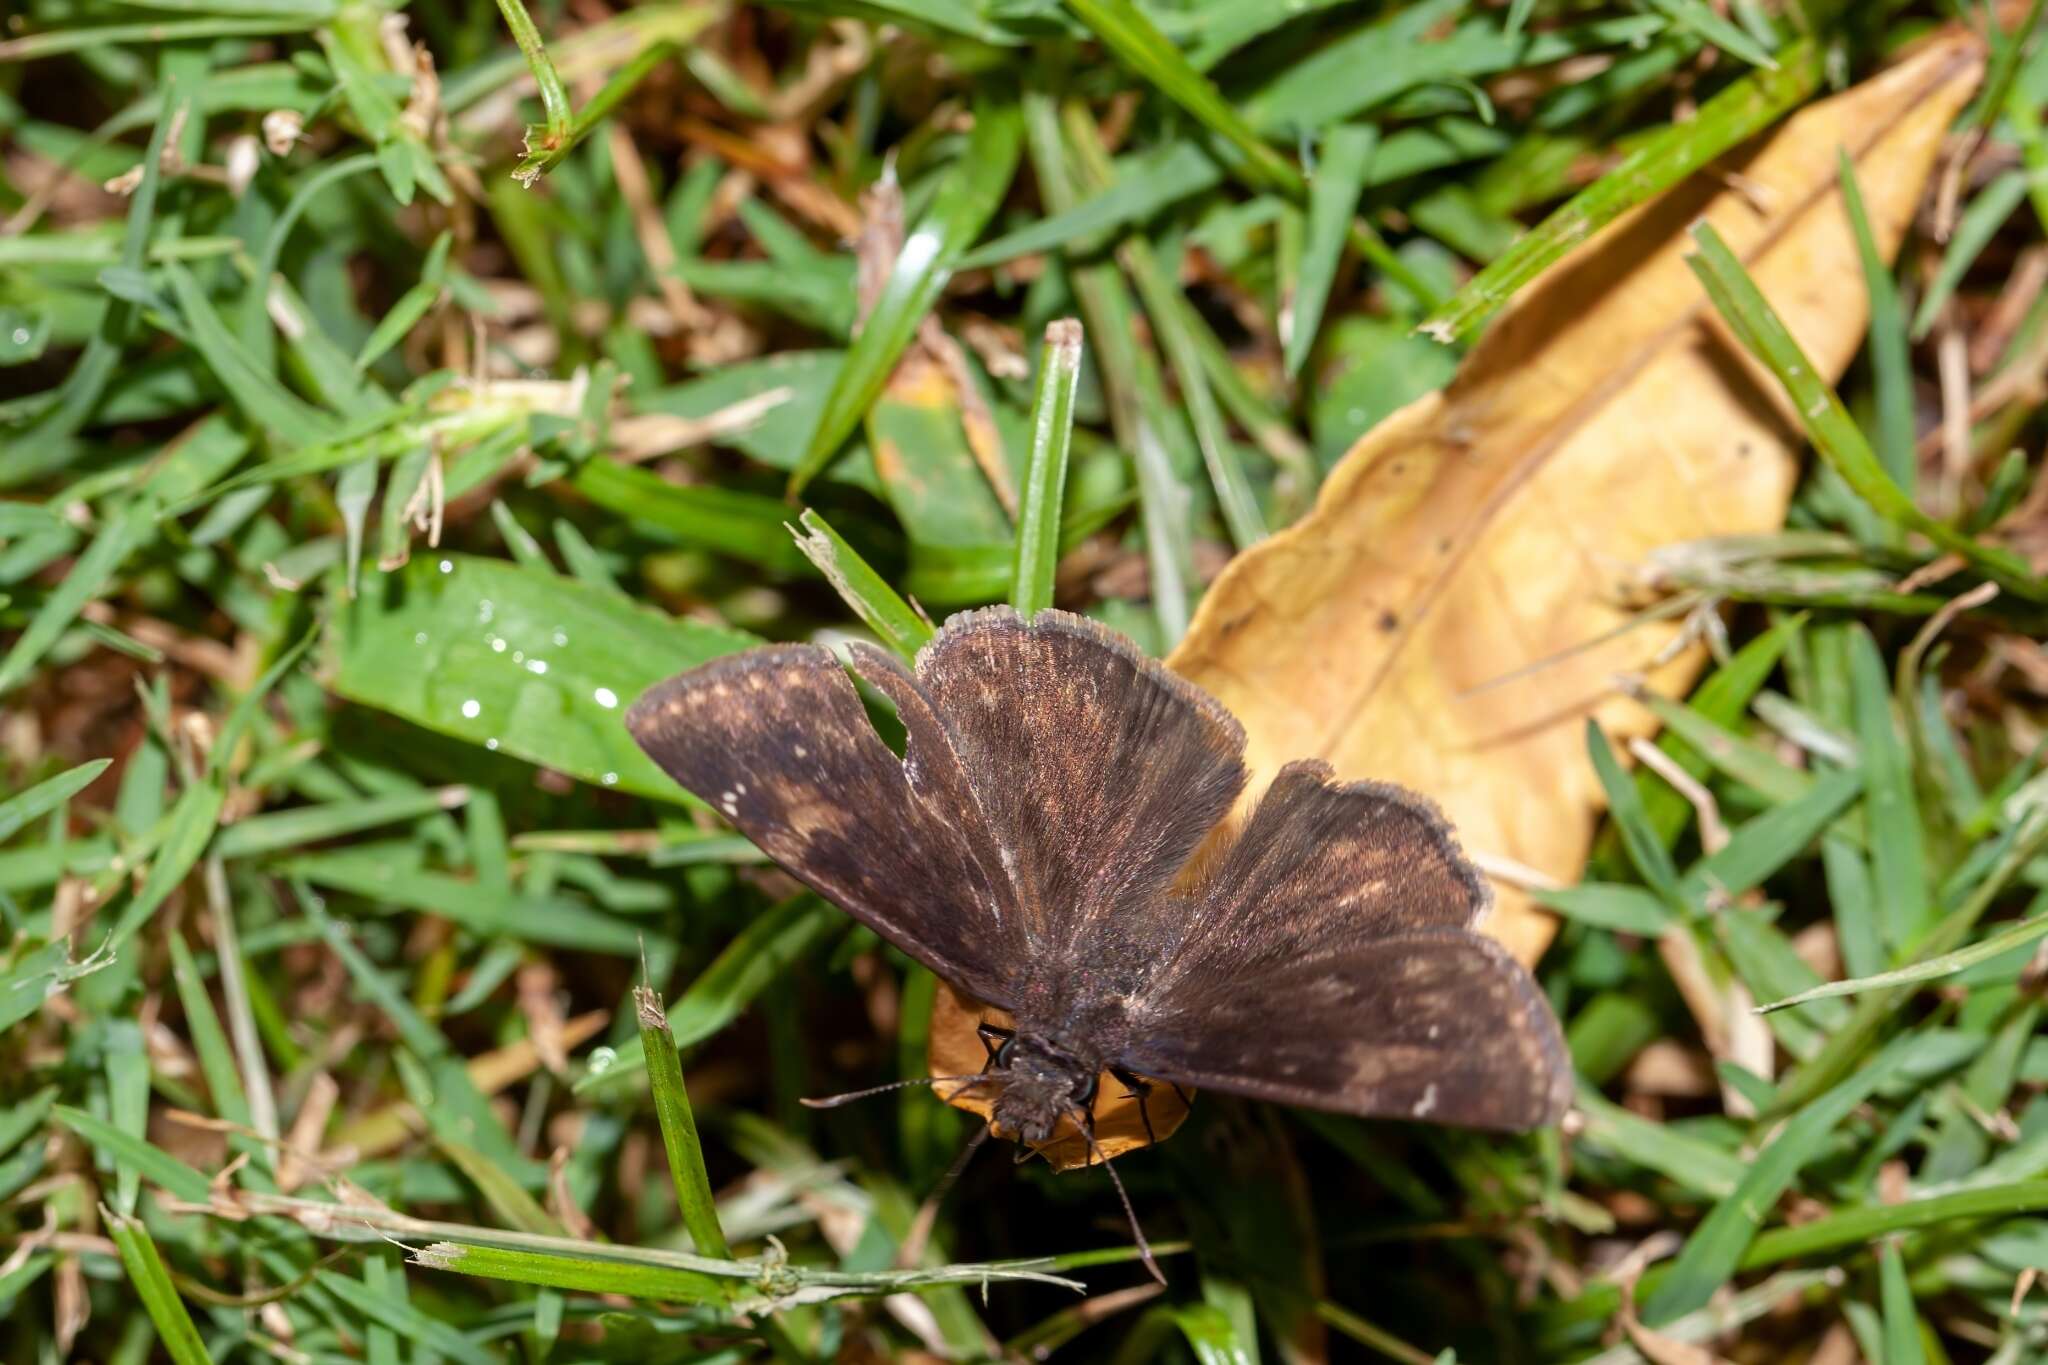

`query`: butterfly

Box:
[627,606,1571,1190]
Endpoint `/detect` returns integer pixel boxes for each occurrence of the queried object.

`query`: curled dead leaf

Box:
[927,979,1190,1172]
[1167,31,1986,967]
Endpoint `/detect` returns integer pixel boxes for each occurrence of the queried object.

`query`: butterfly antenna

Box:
[799,1073,1000,1110]
[1077,1112,1166,1286]
[897,1123,993,1268]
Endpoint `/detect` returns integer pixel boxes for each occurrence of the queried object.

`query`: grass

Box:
[4,0,2048,1361]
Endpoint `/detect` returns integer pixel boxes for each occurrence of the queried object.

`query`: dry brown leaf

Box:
[1167,32,1985,967]
[928,979,1190,1172]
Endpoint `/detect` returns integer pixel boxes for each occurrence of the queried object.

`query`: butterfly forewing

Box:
[626,644,1023,1007]
[913,608,1248,956]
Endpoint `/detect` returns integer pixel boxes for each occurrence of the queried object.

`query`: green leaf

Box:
[280,849,642,954]
[1172,1302,1256,1365]
[212,788,469,860]
[791,95,1024,494]
[327,554,756,801]
[101,780,226,956]
[1573,1085,1744,1199]
[1585,722,1685,910]
[1910,168,2027,339]
[1839,155,1915,498]
[1846,626,1928,954]
[1757,907,2048,1014]
[318,1269,500,1365]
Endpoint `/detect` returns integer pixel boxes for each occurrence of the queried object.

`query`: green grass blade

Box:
[412,1240,736,1305]
[1757,902,2048,1014]
[1286,124,1377,379]
[492,0,573,148]
[107,1212,214,1365]
[1585,722,1686,909]
[1685,221,2046,599]
[1910,169,2027,340]
[0,500,153,697]
[1878,1240,1927,1365]
[959,141,1222,270]
[1641,1035,1915,1324]
[100,780,225,956]
[1061,0,1302,198]
[1642,0,1777,69]
[212,788,467,860]
[54,1105,212,1205]
[791,509,934,663]
[0,759,111,844]
[1771,809,2048,1112]
[1573,1084,1744,1199]
[1422,38,1824,343]
[1847,625,1929,953]
[790,95,1023,495]
[571,460,812,575]
[1012,320,1084,617]
[1838,154,1915,497]
[637,984,733,1258]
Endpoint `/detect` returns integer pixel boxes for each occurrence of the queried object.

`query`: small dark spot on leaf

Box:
[1378,610,1399,633]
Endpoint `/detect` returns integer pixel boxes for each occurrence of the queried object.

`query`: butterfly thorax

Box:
[990,1034,1098,1146]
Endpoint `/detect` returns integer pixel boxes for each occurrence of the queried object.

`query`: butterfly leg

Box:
[976,1022,1015,1071]
[1109,1066,1158,1147]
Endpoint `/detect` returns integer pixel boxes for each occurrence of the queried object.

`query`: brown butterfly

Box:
[627,607,1571,1248]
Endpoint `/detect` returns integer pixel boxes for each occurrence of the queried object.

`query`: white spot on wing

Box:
[1412,1083,1438,1118]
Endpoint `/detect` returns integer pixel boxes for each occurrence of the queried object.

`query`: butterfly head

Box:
[989,1037,1097,1146]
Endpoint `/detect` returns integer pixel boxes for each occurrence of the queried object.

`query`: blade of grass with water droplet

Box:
[579,897,840,1094]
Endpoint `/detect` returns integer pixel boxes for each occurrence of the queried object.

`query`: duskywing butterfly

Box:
[627,607,1571,1248]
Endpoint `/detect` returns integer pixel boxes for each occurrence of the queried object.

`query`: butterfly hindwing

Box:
[1150,759,1491,989]
[626,645,1023,1007]
[1119,927,1572,1131]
